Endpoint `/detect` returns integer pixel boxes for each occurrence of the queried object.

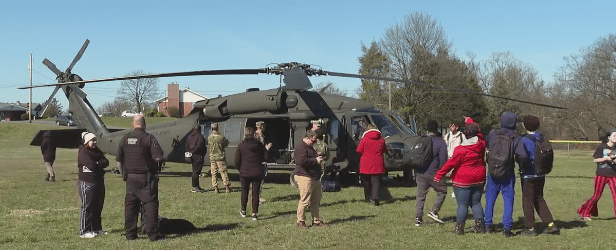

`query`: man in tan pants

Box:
[294,130,329,229]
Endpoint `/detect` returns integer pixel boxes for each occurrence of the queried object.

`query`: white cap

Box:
[82,132,96,145]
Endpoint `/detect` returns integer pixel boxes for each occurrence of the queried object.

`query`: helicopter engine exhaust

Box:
[206,89,297,117]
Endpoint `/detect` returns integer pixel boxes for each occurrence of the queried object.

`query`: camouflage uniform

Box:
[314,134,329,176]
[208,131,230,188]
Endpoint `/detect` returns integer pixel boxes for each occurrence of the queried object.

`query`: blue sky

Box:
[1,0,614,110]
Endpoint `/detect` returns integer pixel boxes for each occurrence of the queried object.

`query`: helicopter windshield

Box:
[391,115,416,135]
[370,115,401,138]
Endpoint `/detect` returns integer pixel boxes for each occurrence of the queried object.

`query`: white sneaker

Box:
[80,232,97,239]
[95,230,108,235]
[240,210,247,218]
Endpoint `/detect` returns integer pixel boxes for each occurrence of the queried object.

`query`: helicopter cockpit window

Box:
[371,115,401,138]
[351,115,370,140]
[391,115,416,135]
[329,118,339,143]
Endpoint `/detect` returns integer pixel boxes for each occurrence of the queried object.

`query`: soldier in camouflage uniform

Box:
[311,119,330,180]
[208,123,231,193]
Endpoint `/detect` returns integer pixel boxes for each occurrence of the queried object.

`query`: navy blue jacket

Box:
[486,111,528,177]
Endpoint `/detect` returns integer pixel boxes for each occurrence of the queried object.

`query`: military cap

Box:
[256,121,265,128]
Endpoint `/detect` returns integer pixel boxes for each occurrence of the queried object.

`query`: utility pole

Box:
[29,53,32,123]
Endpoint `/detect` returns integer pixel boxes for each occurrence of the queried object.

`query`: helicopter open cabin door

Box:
[245,117,294,170]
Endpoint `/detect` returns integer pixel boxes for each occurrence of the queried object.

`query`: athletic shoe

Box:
[415,217,423,227]
[259,197,266,204]
[50,176,55,182]
[252,213,259,221]
[45,173,50,181]
[543,224,560,235]
[191,187,205,193]
[582,217,592,221]
[520,228,537,236]
[312,220,330,227]
[427,210,444,224]
[80,232,97,239]
[240,210,247,218]
[486,225,497,233]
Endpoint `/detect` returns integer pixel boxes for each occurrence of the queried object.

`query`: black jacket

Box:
[78,145,109,183]
[40,131,56,163]
[116,128,164,174]
[234,136,267,179]
[186,128,206,156]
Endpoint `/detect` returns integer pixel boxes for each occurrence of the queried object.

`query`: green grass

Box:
[0,123,614,249]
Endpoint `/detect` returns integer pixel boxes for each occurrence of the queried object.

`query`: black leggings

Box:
[361,174,381,201]
[240,176,263,214]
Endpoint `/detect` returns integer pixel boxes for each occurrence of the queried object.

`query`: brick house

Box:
[155,83,207,118]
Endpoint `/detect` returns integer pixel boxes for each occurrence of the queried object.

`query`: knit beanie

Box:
[82,132,96,145]
[523,115,540,131]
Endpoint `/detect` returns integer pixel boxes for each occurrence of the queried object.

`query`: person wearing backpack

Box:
[484,111,528,237]
[414,120,448,226]
[519,115,559,236]
[577,128,616,221]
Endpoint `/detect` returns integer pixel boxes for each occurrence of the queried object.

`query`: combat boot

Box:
[474,219,486,234]
[214,186,219,194]
[454,222,465,235]
[225,185,230,193]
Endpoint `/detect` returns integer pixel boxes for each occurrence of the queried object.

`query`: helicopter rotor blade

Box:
[18,68,270,89]
[40,85,61,116]
[318,82,334,94]
[42,58,63,77]
[324,71,566,110]
[66,39,90,74]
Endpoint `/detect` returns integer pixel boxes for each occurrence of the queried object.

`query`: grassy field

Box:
[0,122,614,249]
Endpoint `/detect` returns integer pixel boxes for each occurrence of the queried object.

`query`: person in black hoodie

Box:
[40,131,56,181]
[186,126,207,193]
[235,126,267,220]
[77,132,109,239]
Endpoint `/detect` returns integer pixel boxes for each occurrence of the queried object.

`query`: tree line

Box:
[356,12,616,141]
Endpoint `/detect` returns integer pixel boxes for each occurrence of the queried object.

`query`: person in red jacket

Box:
[434,122,486,235]
[356,124,387,206]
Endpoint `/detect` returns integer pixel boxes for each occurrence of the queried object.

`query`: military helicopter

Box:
[21,40,565,185]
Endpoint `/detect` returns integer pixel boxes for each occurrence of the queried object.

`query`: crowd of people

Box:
[41,111,616,240]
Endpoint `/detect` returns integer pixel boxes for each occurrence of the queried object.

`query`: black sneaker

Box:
[191,187,205,193]
[543,224,560,235]
[502,229,514,238]
[415,217,423,227]
[240,210,247,218]
[252,213,259,221]
[486,225,497,233]
[149,234,165,242]
[520,228,537,236]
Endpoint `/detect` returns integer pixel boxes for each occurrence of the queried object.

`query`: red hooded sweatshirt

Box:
[356,129,387,175]
[434,120,487,188]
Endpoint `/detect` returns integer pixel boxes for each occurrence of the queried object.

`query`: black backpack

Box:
[409,135,433,169]
[487,130,516,178]
[525,134,554,175]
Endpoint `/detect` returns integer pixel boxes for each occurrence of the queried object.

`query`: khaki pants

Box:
[210,160,230,187]
[295,175,322,223]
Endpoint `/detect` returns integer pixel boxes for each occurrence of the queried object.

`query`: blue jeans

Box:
[484,175,515,229]
[453,185,484,222]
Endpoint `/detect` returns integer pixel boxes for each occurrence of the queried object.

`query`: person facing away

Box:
[77,132,109,239]
[294,130,328,229]
[186,125,207,193]
[209,123,231,193]
[116,114,165,241]
[518,115,560,236]
[234,126,267,220]
[578,128,616,222]
[356,123,387,206]
[414,120,448,226]
[434,121,486,235]
[484,111,528,237]
[40,130,57,182]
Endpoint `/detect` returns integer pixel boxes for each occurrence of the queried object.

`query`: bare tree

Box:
[552,34,616,140]
[313,81,349,96]
[117,70,161,113]
[98,98,134,117]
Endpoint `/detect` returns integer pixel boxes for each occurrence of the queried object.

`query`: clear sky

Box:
[1,0,614,110]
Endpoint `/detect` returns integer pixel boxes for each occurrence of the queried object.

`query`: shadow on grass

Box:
[328,215,377,225]
[164,220,242,239]
[270,194,300,202]
[262,210,297,220]
[547,175,593,179]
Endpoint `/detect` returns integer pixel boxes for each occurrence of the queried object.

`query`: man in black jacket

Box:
[116,115,165,241]
[186,126,206,193]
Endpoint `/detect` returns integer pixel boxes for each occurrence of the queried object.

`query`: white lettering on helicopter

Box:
[127,138,138,145]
